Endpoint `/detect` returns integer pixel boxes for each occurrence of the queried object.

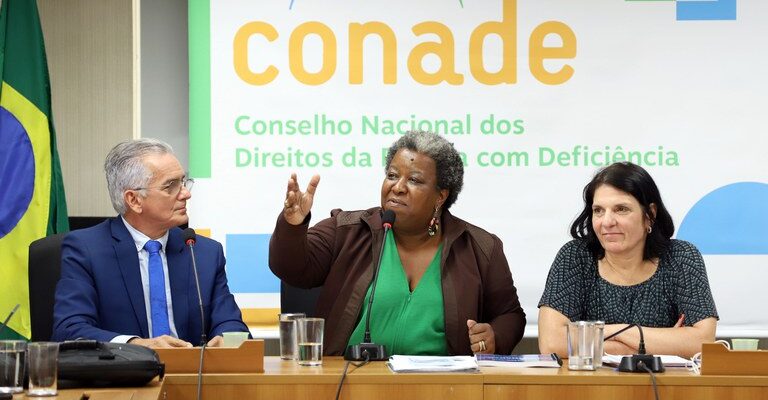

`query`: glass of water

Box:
[278,313,306,360]
[296,318,324,366]
[567,321,604,371]
[0,340,26,394]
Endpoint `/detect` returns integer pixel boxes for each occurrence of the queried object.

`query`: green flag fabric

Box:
[0,0,69,340]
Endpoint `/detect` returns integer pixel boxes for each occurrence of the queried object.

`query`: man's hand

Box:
[129,335,192,348]
[206,335,224,347]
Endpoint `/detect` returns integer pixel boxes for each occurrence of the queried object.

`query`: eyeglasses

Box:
[133,177,194,196]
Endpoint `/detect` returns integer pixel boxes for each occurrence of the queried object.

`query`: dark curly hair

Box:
[570,162,675,260]
[384,131,464,210]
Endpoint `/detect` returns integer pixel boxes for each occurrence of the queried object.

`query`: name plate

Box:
[154,339,264,373]
[700,342,768,376]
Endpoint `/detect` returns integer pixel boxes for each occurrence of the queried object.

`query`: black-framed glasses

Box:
[133,177,194,196]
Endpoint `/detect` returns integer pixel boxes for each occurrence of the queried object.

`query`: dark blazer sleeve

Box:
[268,211,338,289]
[53,233,123,342]
[205,239,250,338]
[484,235,526,354]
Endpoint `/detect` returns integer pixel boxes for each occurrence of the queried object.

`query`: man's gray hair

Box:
[104,138,174,214]
[384,131,464,210]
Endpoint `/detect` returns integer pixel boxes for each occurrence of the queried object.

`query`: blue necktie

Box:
[144,240,171,337]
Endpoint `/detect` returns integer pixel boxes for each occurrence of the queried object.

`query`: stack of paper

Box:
[475,354,562,368]
[387,355,479,373]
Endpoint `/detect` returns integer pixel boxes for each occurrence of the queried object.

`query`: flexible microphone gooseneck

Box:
[606,324,664,373]
[344,210,396,361]
[183,228,207,400]
[637,324,647,355]
[183,228,207,347]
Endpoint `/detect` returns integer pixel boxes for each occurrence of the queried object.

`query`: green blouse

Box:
[347,230,448,355]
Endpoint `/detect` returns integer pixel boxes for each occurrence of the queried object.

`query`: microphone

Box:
[183,228,207,347]
[344,209,396,361]
[606,324,664,373]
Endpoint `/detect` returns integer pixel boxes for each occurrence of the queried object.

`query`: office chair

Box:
[28,233,66,342]
[280,281,322,317]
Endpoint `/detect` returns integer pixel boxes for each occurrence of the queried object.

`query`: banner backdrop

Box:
[189,0,768,336]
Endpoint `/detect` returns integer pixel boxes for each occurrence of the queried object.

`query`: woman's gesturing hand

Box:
[283,173,320,225]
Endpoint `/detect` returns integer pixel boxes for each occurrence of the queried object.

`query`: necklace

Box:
[602,257,652,285]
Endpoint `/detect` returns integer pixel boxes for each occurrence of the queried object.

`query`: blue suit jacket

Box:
[52,218,249,343]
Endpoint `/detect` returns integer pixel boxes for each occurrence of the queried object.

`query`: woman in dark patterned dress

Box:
[538,162,718,358]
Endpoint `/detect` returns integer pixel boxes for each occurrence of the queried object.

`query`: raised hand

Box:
[283,173,320,225]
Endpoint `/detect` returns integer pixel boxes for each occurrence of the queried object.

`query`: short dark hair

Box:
[570,162,675,260]
[384,131,464,210]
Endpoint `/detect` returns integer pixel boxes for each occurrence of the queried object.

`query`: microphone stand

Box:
[607,324,664,373]
[187,242,207,347]
[184,231,208,400]
[344,217,393,361]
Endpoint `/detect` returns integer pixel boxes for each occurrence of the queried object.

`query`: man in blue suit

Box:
[53,139,249,347]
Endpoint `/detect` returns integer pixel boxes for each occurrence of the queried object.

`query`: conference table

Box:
[16,357,768,400]
[10,381,162,400]
[158,356,768,400]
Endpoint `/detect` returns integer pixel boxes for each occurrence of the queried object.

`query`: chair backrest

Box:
[28,233,66,342]
[280,281,322,317]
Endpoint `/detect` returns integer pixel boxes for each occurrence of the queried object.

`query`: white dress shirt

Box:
[111,217,180,343]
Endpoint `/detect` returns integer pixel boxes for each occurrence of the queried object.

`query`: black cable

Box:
[197,341,207,400]
[335,355,370,400]
[604,323,636,341]
[638,361,660,400]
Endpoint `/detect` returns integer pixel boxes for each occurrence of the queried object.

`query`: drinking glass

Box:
[0,340,26,394]
[296,318,324,366]
[567,321,604,370]
[278,313,306,360]
[27,342,59,397]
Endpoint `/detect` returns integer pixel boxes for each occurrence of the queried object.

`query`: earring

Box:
[647,225,653,234]
[428,207,440,237]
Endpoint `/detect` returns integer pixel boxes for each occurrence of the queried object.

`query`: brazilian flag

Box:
[0,0,68,340]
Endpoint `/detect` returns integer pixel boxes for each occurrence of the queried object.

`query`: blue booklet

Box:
[475,354,562,368]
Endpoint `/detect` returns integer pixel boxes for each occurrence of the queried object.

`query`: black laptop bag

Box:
[57,340,165,388]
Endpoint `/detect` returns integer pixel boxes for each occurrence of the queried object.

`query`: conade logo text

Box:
[233,0,576,86]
